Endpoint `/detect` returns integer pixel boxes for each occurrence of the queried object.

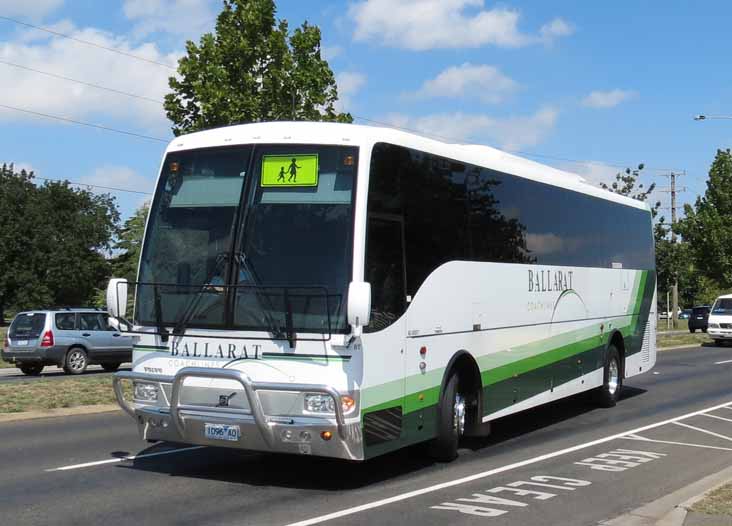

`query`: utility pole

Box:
[659,171,686,328]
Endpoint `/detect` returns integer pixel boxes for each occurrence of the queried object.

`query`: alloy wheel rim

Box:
[69,351,85,370]
[453,393,466,436]
[608,358,619,395]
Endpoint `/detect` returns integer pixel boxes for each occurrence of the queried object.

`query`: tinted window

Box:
[367,143,655,301]
[9,313,46,338]
[79,313,106,331]
[55,313,76,330]
[692,307,709,316]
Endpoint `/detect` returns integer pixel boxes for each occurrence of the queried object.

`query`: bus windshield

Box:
[137,144,358,336]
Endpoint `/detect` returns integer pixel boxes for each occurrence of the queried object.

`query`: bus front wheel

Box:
[594,345,622,408]
[428,373,464,462]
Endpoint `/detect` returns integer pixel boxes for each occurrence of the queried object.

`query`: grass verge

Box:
[657,330,712,349]
[691,483,732,516]
[0,376,132,413]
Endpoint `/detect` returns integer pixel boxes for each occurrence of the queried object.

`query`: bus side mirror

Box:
[347,281,371,335]
[107,278,129,320]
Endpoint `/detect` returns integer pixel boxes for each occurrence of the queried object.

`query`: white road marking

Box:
[701,413,732,424]
[714,359,732,365]
[283,399,732,526]
[46,445,205,472]
[674,422,732,442]
[621,435,732,452]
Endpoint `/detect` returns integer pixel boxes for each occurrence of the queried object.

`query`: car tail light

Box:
[41,330,54,347]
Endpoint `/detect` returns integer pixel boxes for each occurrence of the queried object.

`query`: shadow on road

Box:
[119,386,648,491]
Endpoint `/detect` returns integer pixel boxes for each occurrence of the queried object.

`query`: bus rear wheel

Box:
[427,373,464,462]
[594,345,622,408]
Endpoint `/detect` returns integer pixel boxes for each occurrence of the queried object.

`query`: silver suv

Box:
[2,309,133,376]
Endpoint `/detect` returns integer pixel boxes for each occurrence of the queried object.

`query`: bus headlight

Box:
[304,394,356,414]
[134,382,159,402]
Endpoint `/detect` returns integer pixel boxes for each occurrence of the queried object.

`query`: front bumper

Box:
[113,368,364,461]
[709,329,732,340]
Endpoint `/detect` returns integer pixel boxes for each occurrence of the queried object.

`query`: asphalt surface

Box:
[0,364,131,382]
[2,346,732,526]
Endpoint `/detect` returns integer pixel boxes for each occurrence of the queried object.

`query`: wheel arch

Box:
[439,350,484,433]
[608,330,626,377]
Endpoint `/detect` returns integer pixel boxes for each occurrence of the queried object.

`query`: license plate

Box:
[15,340,28,346]
[204,423,240,442]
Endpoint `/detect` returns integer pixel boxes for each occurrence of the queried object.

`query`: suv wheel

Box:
[19,364,44,376]
[64,348,88,375]
[101,363,121,372]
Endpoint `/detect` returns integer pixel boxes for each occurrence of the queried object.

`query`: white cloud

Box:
[412,63,518,103]
[0,0,64,20]
[348,0,573,50]
[122,0,217,39]
[581,89,638,109]
[559,160,619,187]
[0,23,180,133]
[540,18,574,42]
[381,107,559,151]
[79,165,156,207]
[322,45,343,61]
[335,72,367,112]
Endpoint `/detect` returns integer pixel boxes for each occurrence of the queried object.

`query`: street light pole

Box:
[694,114,732,121]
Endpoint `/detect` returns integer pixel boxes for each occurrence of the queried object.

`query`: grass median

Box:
[0,376,132,414]
[657,330,712,349]
[691,482,732,516]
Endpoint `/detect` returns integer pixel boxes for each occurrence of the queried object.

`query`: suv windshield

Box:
[712,298,732,314]
[9,313,46,339]
[137,144,358,335]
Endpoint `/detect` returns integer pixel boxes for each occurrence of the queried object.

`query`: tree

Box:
[110,203,149,283]
[677,149,732,290]
[165,0,352,136]
[600,163,660,213]
[0,164,119,319]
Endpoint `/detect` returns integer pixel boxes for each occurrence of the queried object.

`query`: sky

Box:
[1,0,732,224]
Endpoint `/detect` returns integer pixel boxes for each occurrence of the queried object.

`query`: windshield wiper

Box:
[153,284,169,342]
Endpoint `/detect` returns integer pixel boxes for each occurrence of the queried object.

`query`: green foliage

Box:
[112,203,149,282]
[165,0,352,136]
[677,149,732,290]
[0,164,119,318]
[600,163,660,214]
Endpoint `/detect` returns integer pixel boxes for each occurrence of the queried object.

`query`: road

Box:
[2,346,732,526]
[0,364,130,382]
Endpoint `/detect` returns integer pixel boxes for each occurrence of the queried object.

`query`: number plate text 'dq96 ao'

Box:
[204,423,240,442]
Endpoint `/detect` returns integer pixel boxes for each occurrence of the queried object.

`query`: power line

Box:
[0,103,169,143]
[35,176,152,195]
[0,15,177,70]
[0,59,164,104]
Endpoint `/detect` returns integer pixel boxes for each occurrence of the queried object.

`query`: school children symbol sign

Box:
[261,154,319,187]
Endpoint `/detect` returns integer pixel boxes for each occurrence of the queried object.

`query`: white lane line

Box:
[620,435,732,452]
[283,399,732,526]
[701,413,732,424]
[46,446,205,472]
[714,359,732,365]
[674,422,732,442]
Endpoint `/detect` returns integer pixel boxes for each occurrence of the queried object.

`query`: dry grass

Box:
[0,327,11,368]
[692,483,732,516]
[0,376,132,413]
[657,330,712,349]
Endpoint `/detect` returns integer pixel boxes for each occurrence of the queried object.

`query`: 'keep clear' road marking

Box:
[284,401,732,526]
[46,446,205,472]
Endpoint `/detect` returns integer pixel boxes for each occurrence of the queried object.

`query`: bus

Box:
[107,121,657,462]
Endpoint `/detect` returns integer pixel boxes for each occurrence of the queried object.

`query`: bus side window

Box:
[364,216,406,332]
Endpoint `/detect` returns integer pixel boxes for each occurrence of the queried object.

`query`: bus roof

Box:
[167,121,651,212]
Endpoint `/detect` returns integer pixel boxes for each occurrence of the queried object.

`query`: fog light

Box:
[300,431,311,442]
[320,431,333,441]
[133,382,159,402]
[282,429,294,441]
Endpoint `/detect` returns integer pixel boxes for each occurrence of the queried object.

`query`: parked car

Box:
[688,305,711,333]
[679,309,692,320]
[707,295,732,346]
[1,309,133,376]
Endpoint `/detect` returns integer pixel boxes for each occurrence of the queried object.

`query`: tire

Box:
[594,345,622,408]
[702,327,708,333]
[63,347,88,375]
[427,373,465,462]
[19,364,44,376]
[101,363,121,372]
[690,328,696,333]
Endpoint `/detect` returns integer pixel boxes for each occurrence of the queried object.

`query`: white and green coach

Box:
[107,121,656,462]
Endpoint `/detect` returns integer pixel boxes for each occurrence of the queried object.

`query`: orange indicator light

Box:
[321,431,333,441]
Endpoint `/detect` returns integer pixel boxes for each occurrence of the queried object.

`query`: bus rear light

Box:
[419,346,427,356]
[40,330,54,347]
